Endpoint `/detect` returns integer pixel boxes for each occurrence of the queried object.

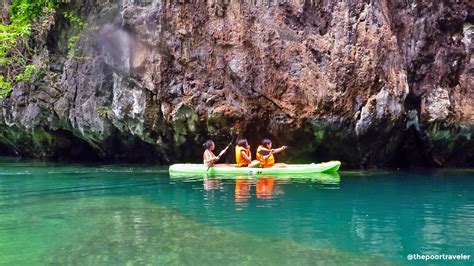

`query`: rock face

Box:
[0,0,473,168]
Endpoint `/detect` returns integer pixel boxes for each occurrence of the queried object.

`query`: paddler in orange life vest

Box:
[256,138,288,168]
[235,139,252,167]
[235,139,260,167]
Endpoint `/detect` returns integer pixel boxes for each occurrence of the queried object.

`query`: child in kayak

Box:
[235,139,260,167]
[256,138,287,168]
[203,140,227,167]
[235,139,252,167]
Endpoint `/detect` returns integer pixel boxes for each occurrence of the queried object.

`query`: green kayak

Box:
[169,161,341,176]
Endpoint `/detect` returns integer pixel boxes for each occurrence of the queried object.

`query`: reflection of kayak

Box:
[170,172,340,183]
[169,161,341,176]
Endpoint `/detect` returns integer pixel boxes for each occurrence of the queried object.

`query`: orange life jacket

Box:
[235,145,251,167]
[256,145,275,168]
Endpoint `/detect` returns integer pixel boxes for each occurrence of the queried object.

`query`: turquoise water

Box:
[1,158,473,265]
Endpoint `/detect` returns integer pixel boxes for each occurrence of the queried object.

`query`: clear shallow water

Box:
[0,158,473,265]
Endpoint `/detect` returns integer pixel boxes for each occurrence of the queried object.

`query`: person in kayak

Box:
[256,138,287,168]
[235,139,261,167]
[235,139,252,167]
[203,140,227,167]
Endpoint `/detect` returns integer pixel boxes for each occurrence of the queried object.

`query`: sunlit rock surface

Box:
[0,0,472,167]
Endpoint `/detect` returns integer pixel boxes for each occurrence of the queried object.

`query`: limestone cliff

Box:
[0,0,473,168]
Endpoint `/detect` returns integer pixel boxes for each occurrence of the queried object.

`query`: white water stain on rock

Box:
[462,23,473,53]
[422,87,451,123]
[355,86,406,136]
[111,73,146,136]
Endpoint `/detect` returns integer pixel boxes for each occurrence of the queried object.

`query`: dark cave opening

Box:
[49,129,101,162]
[404,92,421,114]
[103,132,166,163]
[0,142,17,157]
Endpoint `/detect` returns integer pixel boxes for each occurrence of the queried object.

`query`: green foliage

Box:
[64,11,85,57]
[0,1,88,98]
[97,106,112,118]
[0,0,60,97]
[0,19,31,63]
[63,11,83,26]
[0,75,12,95]
[9,0,59,22]
[15,64,38,82]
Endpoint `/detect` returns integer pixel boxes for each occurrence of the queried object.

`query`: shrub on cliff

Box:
[0,0,58,96]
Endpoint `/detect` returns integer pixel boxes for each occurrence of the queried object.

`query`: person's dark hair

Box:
[237,139,248,147]
[203,140,214,149]
[262,138,272,147]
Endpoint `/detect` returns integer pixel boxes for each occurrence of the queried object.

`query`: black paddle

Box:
[207,136,236,172]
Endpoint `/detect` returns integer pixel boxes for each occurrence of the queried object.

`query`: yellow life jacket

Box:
[256,145,275,168]
[235,145,251,167]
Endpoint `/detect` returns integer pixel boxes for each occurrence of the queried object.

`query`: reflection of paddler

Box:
[235,177,251,210]
[203,178,221,191]
[256,177,275,199]
[235,177,251,203]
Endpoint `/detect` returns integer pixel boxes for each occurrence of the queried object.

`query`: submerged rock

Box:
[0,0,472,167]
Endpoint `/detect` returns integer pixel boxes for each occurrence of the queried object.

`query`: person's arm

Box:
[259,149,272,160]
[204,151,221,166]
[241,150,251,162]
[271,146,288,154]
[211,149,228,163]
[205,158,219,167]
